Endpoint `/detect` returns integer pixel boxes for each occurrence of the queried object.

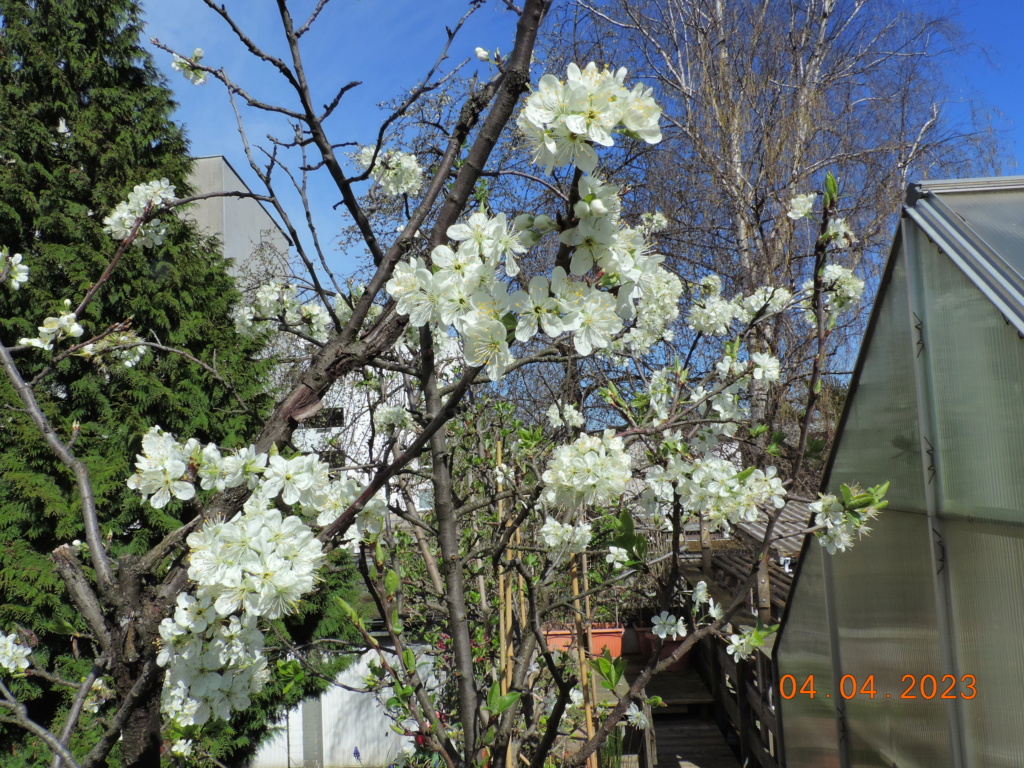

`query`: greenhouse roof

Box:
[905,175,1024,334]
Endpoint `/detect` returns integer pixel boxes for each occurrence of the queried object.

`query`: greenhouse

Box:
[776,175,1024,767]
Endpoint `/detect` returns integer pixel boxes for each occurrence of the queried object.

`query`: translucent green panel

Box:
[936,189,1024,278]
[944,518,1024,767]
[776,544,838,768]
[829,251,925,512]
[917,234,1024,522]
[830,511,951,768]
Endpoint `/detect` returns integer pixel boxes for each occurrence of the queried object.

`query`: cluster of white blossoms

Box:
[539,517,592,554]
[126,425,399,727]
[618,265,683,353]
[679,459,785,532]
[809,494,855,553]
[18,299,84,351]
[373,404,415,435]
[128,427,385,537]
[149,452,327,727]
[233,280,333,342]
[646,455,785,534]
[186,502,324,619]
[354,146,423,197]
[83,678,114,714]
[312,469,387,543]
[384,64,681,378]
[541,429,631,509]
[158,600,268,727]
[171,48,207,86]
[809,488,885,554]
[517,61,661,174]
[79,330,147,368]
[0,246,28,290]
[690,581,724,621]
[102,178,175,248]
[687,275,794,337]
[801,264,865,326]
[0,632,31,675]
[545,402,585,429]
[127,427,203,508]
[171,739,194,758]
[823,218,857,249]
[384,212,523,379]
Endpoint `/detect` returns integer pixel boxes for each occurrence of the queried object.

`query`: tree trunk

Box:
[117,684,162,768]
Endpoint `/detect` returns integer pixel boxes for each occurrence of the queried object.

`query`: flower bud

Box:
[520,230,541,248]
[533,214,555,232]
[574,200,591,218]
[514,213,534,230]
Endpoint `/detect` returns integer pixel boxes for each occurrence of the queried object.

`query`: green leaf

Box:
[825,172,839,205]
[735,466,756,483]
[870,481,890,498]
[495,691,521,714]
[805,438,826,458]
[633,537,648,561]
[384,569,400,596]
[840,484,853,505]
[47,618,80,636]
[750,424,769,438]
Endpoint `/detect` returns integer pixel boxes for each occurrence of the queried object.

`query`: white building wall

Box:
[186,155,289,282]
[248,652,414,768]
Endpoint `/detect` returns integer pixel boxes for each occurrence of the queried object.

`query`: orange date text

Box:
[778,674,976,700]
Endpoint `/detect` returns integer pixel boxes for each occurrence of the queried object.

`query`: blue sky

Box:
[142,0,517,272]
[141,0,1024,272]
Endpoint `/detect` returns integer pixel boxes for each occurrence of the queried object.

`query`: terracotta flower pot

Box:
[590,625,624,658]
[544,625,625,657]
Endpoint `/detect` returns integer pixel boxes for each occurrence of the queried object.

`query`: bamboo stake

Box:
[571,555,599,768]
[497,441,516,767]
[581,553,598,715]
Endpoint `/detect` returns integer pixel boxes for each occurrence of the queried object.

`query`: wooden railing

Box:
[696,636,782,768]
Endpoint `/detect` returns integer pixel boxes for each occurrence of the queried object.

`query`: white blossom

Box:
[0,247,28,290]
[0,633,31,674]
[726,632,756,662]
[625,703,650,729]
[823,217,857,248]
[171,48,207,85]
[606,546,628,569]
[18,299,84,351]
[787,193,816,220]
[651,611,685,640]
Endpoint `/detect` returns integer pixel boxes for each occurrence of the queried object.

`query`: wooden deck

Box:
[654,715,739,768]
[594,656,739,768]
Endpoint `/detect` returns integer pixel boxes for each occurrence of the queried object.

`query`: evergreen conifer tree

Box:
[0,2,359,764]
